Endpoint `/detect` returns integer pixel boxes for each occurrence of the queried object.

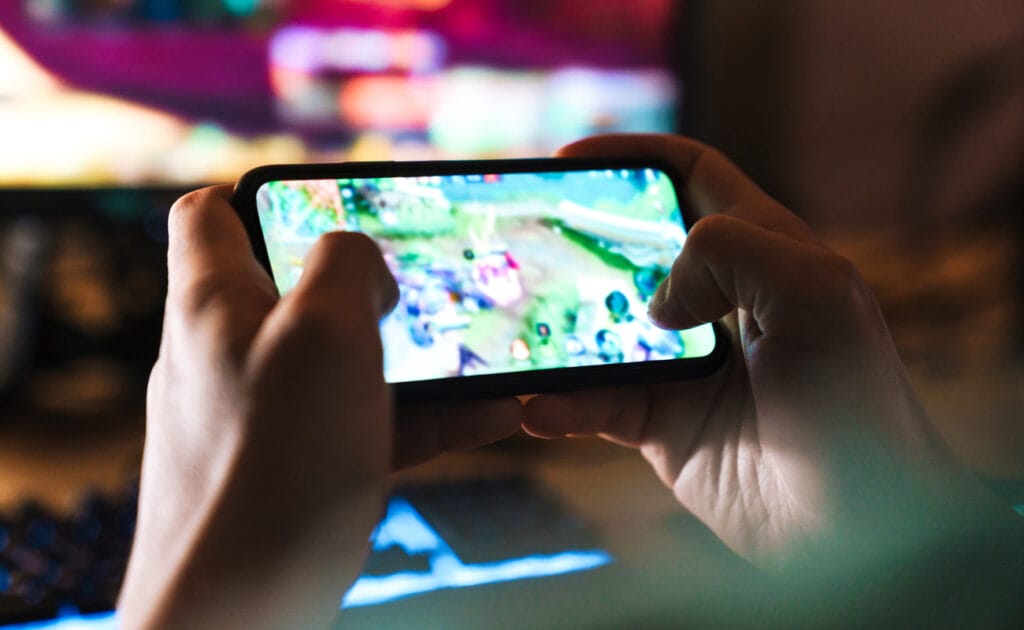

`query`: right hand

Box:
[523,135,952,563]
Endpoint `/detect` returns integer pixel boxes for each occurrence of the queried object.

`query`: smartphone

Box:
[232,158,727,401]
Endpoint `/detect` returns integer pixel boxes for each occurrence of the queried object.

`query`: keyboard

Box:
[0,487,137,625]
[1,475,609,625]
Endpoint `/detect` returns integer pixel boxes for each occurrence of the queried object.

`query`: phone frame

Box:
[232,158,729,401]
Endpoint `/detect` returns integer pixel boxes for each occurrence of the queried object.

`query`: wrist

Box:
[121,477,385,629]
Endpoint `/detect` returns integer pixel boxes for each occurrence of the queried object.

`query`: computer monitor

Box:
[1,0,685,186]
[0,0,688,425]
[0,1,686,625]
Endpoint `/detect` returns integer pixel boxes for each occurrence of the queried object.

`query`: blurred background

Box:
[0,0,1021,626]
[685,0,1024,480]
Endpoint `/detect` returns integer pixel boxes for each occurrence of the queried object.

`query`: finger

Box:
[280,231,400,331]
[522,347,742,494]
[556,134,816,242]
[648,213,852,334]
[392,398,523,470]
[521,386,650,444]
[247,233,399,453]
[166,185,277,306]
[252,231,399,396]
[164,186,279,362]
[521,373,733,454]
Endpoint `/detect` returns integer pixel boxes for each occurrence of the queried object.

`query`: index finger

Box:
[164,185,278,357]
[166,185,277,302]
[556,134,816,242]
[392,398,523,470]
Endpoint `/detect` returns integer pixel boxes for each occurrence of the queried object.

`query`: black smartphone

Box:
[231,158,727,401]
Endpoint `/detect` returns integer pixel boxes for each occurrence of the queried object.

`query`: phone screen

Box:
[253,166,717,384]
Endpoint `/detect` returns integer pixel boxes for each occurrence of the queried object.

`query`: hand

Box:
[119,186,520,628]
[523,135,954,563]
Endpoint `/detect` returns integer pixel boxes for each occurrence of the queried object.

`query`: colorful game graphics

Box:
[256,167,717,383]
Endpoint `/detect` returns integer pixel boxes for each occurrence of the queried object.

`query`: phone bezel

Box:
[231,158,729,402]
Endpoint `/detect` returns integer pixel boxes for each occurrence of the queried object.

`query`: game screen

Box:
[255,166,717,383]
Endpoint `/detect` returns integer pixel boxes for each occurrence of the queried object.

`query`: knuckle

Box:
[167,188,211,229]
[167,190,198,218]
[169,276,271,363]
[281,296,380,356]
[702,145,732,167]
[176,273,229,317]
[177,273,243,316]
[167,185,233,236]
[827,253,861,286]
[173,273,275,335]
[822,252,864,296]
[807,249,875,313]
[683,214,738,254]
[272,318,383,380]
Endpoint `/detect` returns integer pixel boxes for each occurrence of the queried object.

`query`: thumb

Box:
[648,214,838,333]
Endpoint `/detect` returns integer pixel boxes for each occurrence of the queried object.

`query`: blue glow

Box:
[1,498,611,627]
[343,550,612,608]
[370,498,443,555]
[0,611,117,630]
[342,498,612,608]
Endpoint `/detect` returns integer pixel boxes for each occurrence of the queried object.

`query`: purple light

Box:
[269,26,446,74]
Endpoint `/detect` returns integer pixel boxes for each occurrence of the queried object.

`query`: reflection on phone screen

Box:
[255,167,716,383]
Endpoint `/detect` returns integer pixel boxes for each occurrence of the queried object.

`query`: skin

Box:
[120,135,1021,627]
[523,134,958,561]
[118,186,521,629]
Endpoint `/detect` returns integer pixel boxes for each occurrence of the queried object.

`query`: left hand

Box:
[119,185,521,629]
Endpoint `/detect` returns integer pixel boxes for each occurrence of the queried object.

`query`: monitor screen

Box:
[0,2,685,625]
[0,0,684,186]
